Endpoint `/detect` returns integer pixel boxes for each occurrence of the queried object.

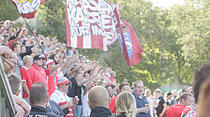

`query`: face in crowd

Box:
[134,81,144,97]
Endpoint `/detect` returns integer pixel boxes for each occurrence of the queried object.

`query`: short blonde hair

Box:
[115,92,137,117]
[23,55,32,65]
[134,80,143,87]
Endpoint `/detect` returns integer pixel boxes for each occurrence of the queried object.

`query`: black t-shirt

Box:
[156,97,165,116]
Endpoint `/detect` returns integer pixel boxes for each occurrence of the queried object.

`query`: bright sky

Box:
[150,0,185,9]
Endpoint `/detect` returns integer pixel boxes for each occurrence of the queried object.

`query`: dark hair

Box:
[29,82,48,105]
[8,73,21,95]
[119,82,130,91]
[193,62,210,103]
[167,92,172,96]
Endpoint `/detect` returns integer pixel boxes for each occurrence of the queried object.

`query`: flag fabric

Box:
[118,20,143,66]
[12,0,45,19]
[65,0,118,51]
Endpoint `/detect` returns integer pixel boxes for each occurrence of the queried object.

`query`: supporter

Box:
[145,89,154,117]
[165,92,173,107]
[28,55,47,87]
[8,73,31,117]
[154,89,167,117]
[197,76,210,117]
[28,82,59,117]
[50,76,79,117]
[88,86,114,117]
[109,71,117,85]
[185,62,210,117]
[109,82,130,114]
[165,92,193,117]
[171,90,178,105]
[20,55,33,99]
[132,80,150,117]
[115,91,137,117]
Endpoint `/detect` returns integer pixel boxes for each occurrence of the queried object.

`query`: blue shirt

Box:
[132,92,150,117]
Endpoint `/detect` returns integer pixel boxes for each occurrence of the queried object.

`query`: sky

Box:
[150,0,185,9]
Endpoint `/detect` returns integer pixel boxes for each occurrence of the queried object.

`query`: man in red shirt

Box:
[28,55,47,88]
[165,92,194,117]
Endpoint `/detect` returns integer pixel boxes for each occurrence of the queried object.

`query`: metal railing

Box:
[0,58,16,117]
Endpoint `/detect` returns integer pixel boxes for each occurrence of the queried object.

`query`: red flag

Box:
[118,20,143,66]
[12,0,45,19]
[65,0,118,51]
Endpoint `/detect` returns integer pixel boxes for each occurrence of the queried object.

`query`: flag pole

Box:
[10,0,47,59]
[130,66,135,82]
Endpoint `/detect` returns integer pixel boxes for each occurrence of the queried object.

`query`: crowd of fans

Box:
[0,20,210,117]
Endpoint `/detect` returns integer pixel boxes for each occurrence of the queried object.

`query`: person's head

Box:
[110,71,116,78]
[193,62,210,103]
[145,89,151,97]
[179,92,194,107]
[46,59,55,70]
[133,80,144,97]
[105,84,114,97]
[88,86,109,110]
[122,78,128,83]
[121,85,131,93]
[182,87,190,93]
[171,89,178,98]
[57,77,70,92]
[8,73,21,96]
[119,82,130,92]
[75,72,84,82]
[166,92,173,100]
[23,55,33,67]
[197,76,210,117]
[11,42,21,54]
[154,89,162,98]
[33,55,43,67]
[29,82,48,107]
[115,92,137,117]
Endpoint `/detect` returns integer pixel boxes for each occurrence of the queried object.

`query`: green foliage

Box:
[0,0,20,21]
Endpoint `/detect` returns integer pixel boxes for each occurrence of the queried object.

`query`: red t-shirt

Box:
[46,69,58,97]
[165,104,186,117]
[28,64,47,88]
[109,95,117,114]
[20,66,32,98]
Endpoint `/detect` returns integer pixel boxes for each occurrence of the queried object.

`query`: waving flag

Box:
[12,0,45,19]
[118,20,143,66]
[65,0,118,51]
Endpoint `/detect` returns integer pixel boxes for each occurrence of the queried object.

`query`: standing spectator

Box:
[20,55,33,99]
[88,86,114,117]
[115,92,137,117]
[165,92,194,117]
[132,80,150,117]
[28,55,47,87]
[8,73,31,117]
[185,63,210,117]
[165,92,173,107]
[171,90,178,105]
[154,89,167,117]
[28,82,58,117]
[145,89,154,117]
[50,77,79,117]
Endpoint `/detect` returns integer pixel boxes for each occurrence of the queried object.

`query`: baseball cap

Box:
[46,59,55,66]
[57,77,70,86]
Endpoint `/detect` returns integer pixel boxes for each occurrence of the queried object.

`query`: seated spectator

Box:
[28,82,59,117]
[8,73,31,117]
[115,91,137,117]
[165,92,194,117]
[88,86,114,117]
[197,76,210,117]
[50,76,79,117]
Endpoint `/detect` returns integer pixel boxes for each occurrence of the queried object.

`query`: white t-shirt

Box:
[81,89,91,116]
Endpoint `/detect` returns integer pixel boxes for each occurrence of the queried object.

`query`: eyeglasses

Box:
[65,84,69,86]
